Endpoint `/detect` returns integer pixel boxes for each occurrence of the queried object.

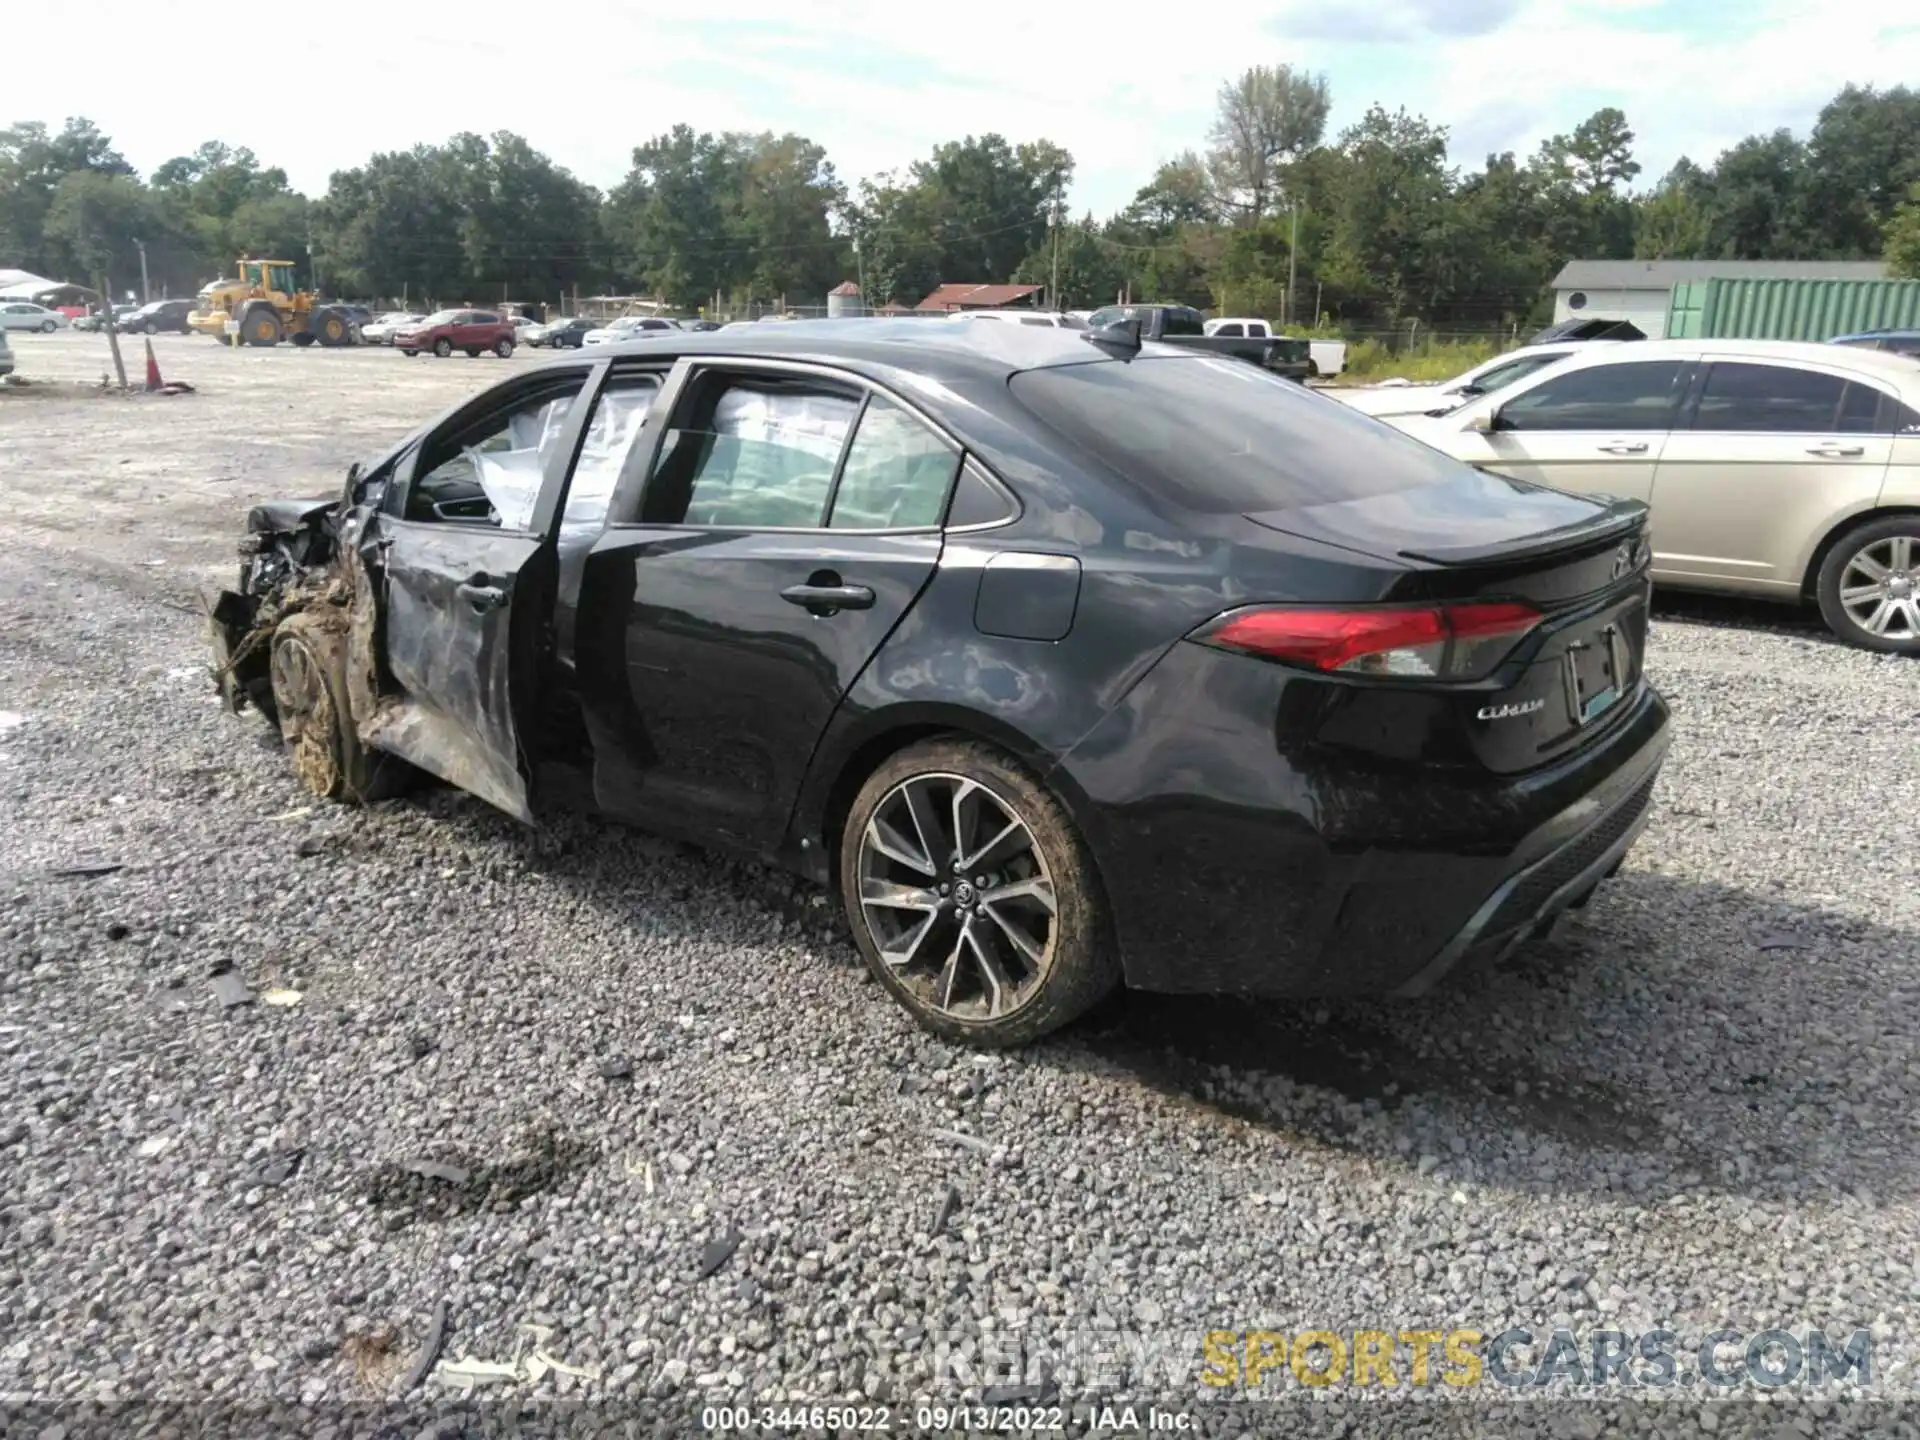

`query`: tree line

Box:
[4,75,1919,327]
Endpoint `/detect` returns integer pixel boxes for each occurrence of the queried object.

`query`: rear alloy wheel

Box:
[1818,517,1920,653]
[268,612,412,802]
[41,319,57,333]
[839,738,1117,1048]
[493,337,514,358]
[433,338,452,358]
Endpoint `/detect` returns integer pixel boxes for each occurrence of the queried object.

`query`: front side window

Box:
[1495,361,1686,432]
[1691,362,1853,434]
[644,377,858,527]
[827,396,962,530]
[1160,307,1204,336]
[406,377,589,527]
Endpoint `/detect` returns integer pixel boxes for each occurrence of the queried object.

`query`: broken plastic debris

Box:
[430,1357,520,1391]
[399,1301,450,1392]
[401,1160,471,1186]
[0,711,26,733]
[211,972,254,1010]
[430,1324,601,1393]
[137,1135,173,1159]
[261,988,304,1007]
[698,1228,742,1279]
[269,807,314,822]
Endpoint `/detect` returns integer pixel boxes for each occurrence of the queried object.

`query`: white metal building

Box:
[1549,259,1887,338]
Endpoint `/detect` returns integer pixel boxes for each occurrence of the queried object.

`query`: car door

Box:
[1647,359,1896,592]
[0,305,28,332]
[364,360,605,820]
[572,359,962,854]
[1443,357,1693,505]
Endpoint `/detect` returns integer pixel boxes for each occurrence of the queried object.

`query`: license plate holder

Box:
[1567,625,1632,725]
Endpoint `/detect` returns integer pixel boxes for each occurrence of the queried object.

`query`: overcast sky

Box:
[9,0,1919,215]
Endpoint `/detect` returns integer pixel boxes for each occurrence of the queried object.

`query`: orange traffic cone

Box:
[143,337,163,392]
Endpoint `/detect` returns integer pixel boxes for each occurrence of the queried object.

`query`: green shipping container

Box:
[1665,277,1920,341]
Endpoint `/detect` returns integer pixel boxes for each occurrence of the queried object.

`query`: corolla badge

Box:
[1477,698,1546,721]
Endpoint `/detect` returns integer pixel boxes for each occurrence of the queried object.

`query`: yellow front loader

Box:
[196,258,354,348]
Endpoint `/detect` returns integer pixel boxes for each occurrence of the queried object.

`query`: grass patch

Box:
[1339,337,1507,385]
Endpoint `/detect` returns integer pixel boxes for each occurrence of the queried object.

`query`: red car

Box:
[395,309,516,359]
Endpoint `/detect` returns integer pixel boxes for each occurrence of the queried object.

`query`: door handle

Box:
[1596,441,1648,454]
[1807,444,1864,457]
[781,582,876,613]
[456,579,508,611]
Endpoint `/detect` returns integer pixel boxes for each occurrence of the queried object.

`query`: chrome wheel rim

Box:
[1839,535,1920,639]
[857,772,1057,1022]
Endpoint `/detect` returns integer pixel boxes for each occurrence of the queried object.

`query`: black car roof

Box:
[572,316,1181,384]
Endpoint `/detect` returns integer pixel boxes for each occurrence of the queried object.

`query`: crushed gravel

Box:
[2,333,1918,1436]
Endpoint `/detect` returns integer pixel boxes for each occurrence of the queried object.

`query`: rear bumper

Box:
[1057,640,1670,998]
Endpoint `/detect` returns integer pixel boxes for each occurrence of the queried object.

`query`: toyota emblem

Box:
[1610,544,1633,580]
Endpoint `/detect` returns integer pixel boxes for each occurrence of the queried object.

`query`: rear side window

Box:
[471,311,499,325]
[1160,308,1204,337]
[1009,354,1478,513]
[1881,335,1920,357]
[1213,322,1244,338]
[1496,361,1686,432]
[644,377,858,527]
[1690,362,1853,433]
[827,396,961,530]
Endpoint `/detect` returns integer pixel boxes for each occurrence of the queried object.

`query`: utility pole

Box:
[308,224,322,296]
[1049,175,1064,311]
[134,240,150,303]
[96,272,128,389]
[1286,202,1300,328]
[854,233,866,314]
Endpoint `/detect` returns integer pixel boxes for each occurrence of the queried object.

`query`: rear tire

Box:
[838,737,1118,1048]
[313,308,351,348]
[1816,515,1920,654]
[433,338,452,358]
[242,306,283,347]
[41,319,57,333]
[268,612,414,802]
[493,337,514,358]
[401,349,417,357]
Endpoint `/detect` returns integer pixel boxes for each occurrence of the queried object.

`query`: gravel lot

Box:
[3,330,1919,1435]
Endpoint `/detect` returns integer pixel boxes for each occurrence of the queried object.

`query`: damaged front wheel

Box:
[269,613,413,803]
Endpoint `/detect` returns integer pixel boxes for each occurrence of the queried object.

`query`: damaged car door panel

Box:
[212,324,1671,1048]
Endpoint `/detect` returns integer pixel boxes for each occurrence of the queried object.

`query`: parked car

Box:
[1331,341,1624,420]
[0,328,13,376]
[1086,304,1310,380]
[1528,317,1649,344]
[948,309,1090,330]
[73,303,140,333]
[1831,328,1920,358]
[393,310,516,359]
[1386,338,1920,652]
[208,320,1668,1047]
[0,302,71,333]
[681,319,723,333]
[362,312,425,346]
[1205,317,1347,378]
[584,315,680,345]
[527,317,594,349]
[122,299,199,335]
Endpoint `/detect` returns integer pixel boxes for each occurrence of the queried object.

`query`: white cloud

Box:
[3,0,1916,217]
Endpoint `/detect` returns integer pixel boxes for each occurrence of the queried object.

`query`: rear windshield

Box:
[1009,354,1471,513]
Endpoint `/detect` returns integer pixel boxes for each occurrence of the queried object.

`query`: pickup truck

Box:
[1204,316,1346,378]
[1086,304,1311,381]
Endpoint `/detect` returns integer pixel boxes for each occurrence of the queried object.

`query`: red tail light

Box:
[1195,602,1540,680]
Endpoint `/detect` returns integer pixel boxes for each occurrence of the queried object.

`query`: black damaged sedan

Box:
[210,319,1669,1047]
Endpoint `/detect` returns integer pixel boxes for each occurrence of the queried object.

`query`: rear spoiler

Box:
[1398,497,1646,567]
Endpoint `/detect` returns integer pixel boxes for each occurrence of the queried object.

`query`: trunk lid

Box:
[1246,473,1654,774]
